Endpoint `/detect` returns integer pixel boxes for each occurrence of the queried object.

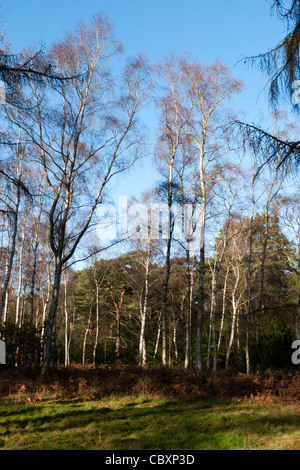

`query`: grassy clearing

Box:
[0,396,300,450]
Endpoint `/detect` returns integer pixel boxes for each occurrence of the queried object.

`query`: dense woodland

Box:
[1,9,300,378]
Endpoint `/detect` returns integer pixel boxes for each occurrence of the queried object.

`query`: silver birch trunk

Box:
[196,201,206,376]
[138,258,149,367]
[153,311,161,361]
[83,305,92,365]
[245,173,258,374]
[225,270,240,369]
[64,274,69,367]
[41,265,52,346]
[217,265,229,352]
[184,244,192,369]
[15,226,26,326]
[93,282,99,367]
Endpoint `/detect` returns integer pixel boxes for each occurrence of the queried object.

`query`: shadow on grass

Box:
[0,398,299,450]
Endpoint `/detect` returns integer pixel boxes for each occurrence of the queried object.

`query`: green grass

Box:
[0,396,300,450]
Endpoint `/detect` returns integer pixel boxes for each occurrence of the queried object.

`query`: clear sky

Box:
[1,0,288,203]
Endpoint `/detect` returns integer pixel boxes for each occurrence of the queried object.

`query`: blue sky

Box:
[2,0,288,202]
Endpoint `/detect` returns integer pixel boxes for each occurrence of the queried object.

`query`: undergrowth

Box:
[0,364,299,404]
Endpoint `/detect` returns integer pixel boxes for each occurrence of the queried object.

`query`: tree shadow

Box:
[0,399,299,450]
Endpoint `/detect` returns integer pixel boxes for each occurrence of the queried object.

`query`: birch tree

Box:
[0,131,28,323]
[206,165,246,370]
[155,55,191,365]
[16,14,154,377]
[184,61,243,375]
[126,190,161,367]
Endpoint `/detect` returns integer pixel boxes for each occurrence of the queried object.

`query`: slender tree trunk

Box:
[217,265,229,353]
[116,306,120,362]
[41,257,63,378]
[0,209,19,323]
[210,231,229,371]
[20,284,27,327]
[29,226,41,326]
[189,255,194,365]
[0,143,24,323]
[83,305,92,365]
[110,289,125,363]
[28,220,41,370]
[41,265,52,346]
[257,169,280,345]
[28,255,38,369]
[161,205,174,366]
[153,311,161,361]
[172,311,178,364]
[209,272,218,370]
[245,175,257,373]
[93,282,99,366]
[246,218,254,374]
[207,271,217,369]
[15,226,26,327]
[185,245,192,369]
[196,203,206,376]
[138,259,149,367]
[2,291,9,326]
[64,274,69,367]
[225,270,240,369]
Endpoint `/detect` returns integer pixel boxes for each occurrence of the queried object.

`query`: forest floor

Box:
[0,365,299,450]
[0,364,299,403]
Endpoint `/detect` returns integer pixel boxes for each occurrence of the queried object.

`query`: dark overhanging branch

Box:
[0,168,32,198]
[0,50,86,195]
[232,119,300,177]
[236,1,300,109]
[0,49,86,87]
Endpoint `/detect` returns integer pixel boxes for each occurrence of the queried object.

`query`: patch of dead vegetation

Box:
[0,365,299,404]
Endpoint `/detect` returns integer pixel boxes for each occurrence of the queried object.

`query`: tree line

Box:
[0,9,300,377]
